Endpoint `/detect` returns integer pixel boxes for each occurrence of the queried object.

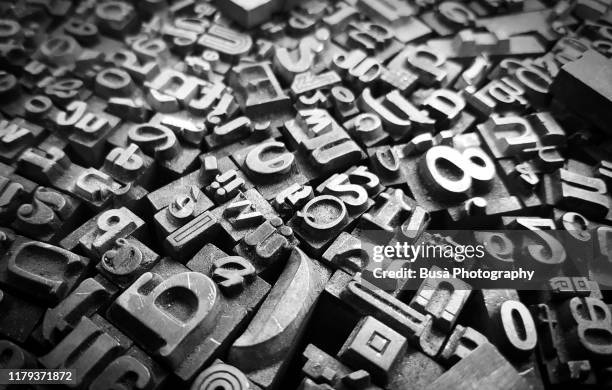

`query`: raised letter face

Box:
[109,272,221,366]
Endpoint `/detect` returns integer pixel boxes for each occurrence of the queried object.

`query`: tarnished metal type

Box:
[1,0,612,389]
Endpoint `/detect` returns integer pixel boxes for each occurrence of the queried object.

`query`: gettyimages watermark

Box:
[347,229,610,291]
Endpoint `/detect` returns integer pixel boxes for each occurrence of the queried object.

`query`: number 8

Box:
[418,145,496,199]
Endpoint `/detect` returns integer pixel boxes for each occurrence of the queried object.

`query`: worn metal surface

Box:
[1,0,612,389]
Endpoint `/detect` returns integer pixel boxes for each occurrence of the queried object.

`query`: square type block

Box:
[338,316,407,384]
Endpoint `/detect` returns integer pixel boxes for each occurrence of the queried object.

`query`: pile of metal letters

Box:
[1,0,612,389]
